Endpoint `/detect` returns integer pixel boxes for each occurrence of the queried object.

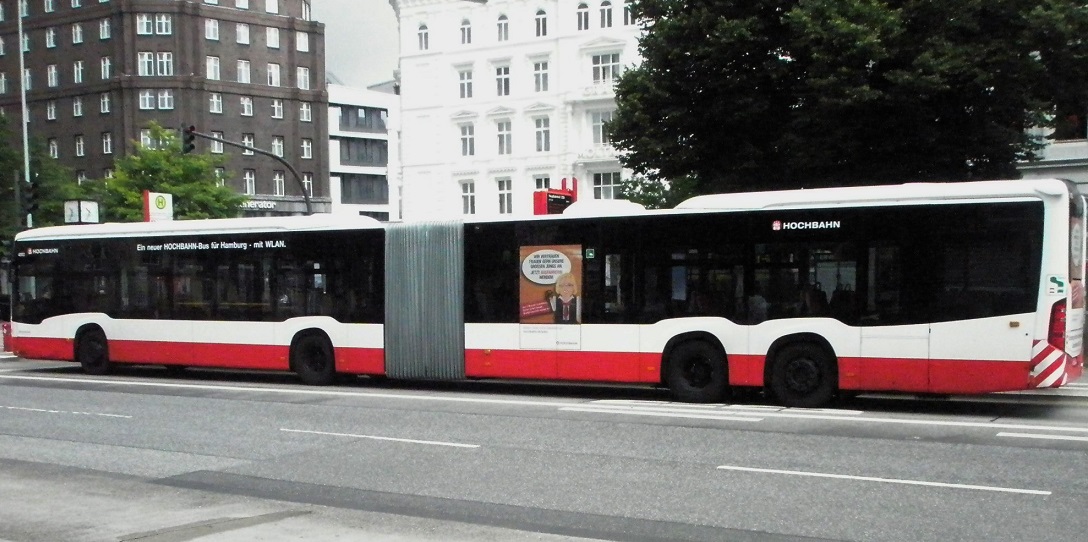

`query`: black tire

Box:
[75,329,110,376]
[769,343,837,408]
[665,341,728,403]
[292,334,335,385]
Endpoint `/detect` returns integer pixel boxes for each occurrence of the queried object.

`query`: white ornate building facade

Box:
[390,0,642,219]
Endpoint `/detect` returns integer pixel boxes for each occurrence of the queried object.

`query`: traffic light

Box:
[183,125,196,154]
[21,179,39,218]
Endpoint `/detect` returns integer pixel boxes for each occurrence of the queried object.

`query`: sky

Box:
[314,0,401,88]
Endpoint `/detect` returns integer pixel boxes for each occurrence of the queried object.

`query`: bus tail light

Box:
[1049,299,1067,352]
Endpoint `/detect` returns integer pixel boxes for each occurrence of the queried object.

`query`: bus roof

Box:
[14,213,384,242]
[676,178,1076,211]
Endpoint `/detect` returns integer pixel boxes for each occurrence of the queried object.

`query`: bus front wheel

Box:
[769,343,837,408]
[292,334,335,386]
[665,341,728,403]
[76,329,111,376]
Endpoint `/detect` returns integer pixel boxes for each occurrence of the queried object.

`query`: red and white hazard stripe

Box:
[1031,339,1068,388]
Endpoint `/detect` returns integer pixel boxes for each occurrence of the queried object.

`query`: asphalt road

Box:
[1,358,1087,542]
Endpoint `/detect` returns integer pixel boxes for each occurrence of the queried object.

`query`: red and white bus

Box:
[10,178,1085,407]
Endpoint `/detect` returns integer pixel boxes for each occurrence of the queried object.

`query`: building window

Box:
[624,2,634,25]
[100,56,110,79]
[271,99,283,118]
[591,110,613,144]
[577,3,589,31]
[417,24,428,51]
[139,90,155,110]
[593,171,621,199]
[99,18,110,39]
[459,69,473,99]
[76,171,87,184]
[45,0,55,12]
[300,102,312,121]
[205,19,219,40]
[211,131,224,153]
[535,10,547,37]
[99,92,109,113]
[139,129,154,149]
[265,0,278,15]
[206,56,220,79]
[535,117,550,152]
[138,52,154,76]
[73,60,84,83]
[497,177,512,214]
[296,31,309,52]
[155,14,172,35]
[497,120,512,155]
[72,96,82,116]
[534,61,549,92]
[497,15,508,41]
[46,28,56,48]
[21,32,28,52]
[592,53,620,84]
[301,138,312,159]
[461,181,476,215]
[267,63,280,86]
[72,23,83,44]
[272,136,284,157]
[46,100,56,120]
[273,171,285,196]
[137,14,152,35]
[302,173,313,197]
[23,68,31,90]
[101,132,112,154]
[157,89,173,109]
[104,169,114,180]
[48,138,58,159]
[242,133,255,155]
[495,65,510,96]
[296,67,310,89]
[236,60,251,83]
[47,64,58,87]
[302,0,310,20]
[0,73,6,95]
[0,36,4,56]
[157,52,173,76]
[534,175,551,190]
[215,168,226,187]
[209,92,222,113]
[237,0,249,9]
[460,19,471,45]
[460,123,475,156]
[266,27,280,49]
[237,23,250,44]
[600,1,613,28]
[244,169,256,195]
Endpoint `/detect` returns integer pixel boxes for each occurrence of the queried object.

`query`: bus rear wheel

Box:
[665,340,727,403]
[76,329,111,376]
[292,334,335,386]
[769,343,837,408]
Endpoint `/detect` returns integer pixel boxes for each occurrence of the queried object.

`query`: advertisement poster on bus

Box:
[519,244,583,350]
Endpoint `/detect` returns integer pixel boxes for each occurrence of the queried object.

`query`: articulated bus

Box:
[10,179,1085,407]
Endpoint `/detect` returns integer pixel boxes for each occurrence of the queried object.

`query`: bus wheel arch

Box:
[74,324,111,376]
[662,332,728,403]
[290,330,336,386]
[765,334,838,408]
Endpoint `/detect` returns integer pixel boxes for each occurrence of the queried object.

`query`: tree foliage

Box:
[611,0,1088,194]
[83,123,246,222]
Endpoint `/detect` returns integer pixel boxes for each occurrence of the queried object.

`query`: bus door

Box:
[856,244,931,392]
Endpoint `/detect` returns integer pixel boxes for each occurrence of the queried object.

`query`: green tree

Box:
[83,123,246,221]
[618,174,698,209]
[0,117,82,242]
[611,0,1088,194]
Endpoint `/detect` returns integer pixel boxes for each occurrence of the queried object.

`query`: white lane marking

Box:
[1,404,131,418]
[716,465,1051,496]
[593,399,864,415]
[561,406,762,423]
[0,374,578,408]
[996,432,1088,443]
[280,428,479,449]
[574,402,1088,434]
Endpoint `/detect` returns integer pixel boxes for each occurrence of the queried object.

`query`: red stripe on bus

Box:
[465,349,660,383]
[10,336,1042,394]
